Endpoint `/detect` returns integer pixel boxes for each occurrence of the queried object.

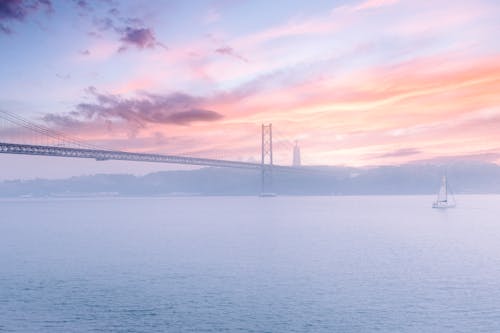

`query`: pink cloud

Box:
[63,43,500,165]
[236,16,342,48]
[53,0,500,166]
[353,0,400,11]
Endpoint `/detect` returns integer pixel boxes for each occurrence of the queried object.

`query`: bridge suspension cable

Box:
[0,110,111,151]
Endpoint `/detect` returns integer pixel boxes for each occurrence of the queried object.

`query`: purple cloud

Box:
[93,16,115,31]
[0,0,52,34]
[117,26,167,52]
[379,148,421,158]
[163,109,223,125]
[43,88,223,129]
[74,0,165,53]
[74,0,89,10]
[120,27,156,49]
[55,73,71,80]
[108,7,119,17]
[89,15,166,52]
[42,113,83,128]
[215,46,248,62]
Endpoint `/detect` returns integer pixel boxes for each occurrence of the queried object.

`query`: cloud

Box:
[116,19,168,52]
[73,0,90,11]
[215,46,248,62]
[42,113,83,128]
[90,16,166,52]
[0,0,52,34]
[93,16,115,31]
[379,148,421,158]
[55,73,71,80]
[353,0,399,11]
[108,7,119,17]
[18,0,497,165]
[413,151,500,165]
[160,109,223,124]
[119,27,157,50]
[44,87,224,131]
[77,1,165,53]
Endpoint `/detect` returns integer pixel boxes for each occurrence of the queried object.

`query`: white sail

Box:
[437,176,447,202]
[433,175,455,208]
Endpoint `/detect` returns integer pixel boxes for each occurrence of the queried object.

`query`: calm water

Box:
[1,196,500,332]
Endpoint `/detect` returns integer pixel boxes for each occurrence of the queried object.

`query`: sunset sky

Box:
[1,0,500,179]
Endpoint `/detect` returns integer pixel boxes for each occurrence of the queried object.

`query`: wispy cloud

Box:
[215,46,248,62]
[79,49,90,56]
[78,2,166,53]
[378,148,421,158]
[353,0,399,11]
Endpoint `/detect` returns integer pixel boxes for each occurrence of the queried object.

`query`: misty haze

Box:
[1,0,500,332]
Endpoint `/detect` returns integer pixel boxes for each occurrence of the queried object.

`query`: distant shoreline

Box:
[2,162,500,197]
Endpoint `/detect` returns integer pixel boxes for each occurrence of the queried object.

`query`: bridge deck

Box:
[0,142,297,171]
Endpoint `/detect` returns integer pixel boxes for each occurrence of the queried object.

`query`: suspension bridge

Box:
[0,111,309,194]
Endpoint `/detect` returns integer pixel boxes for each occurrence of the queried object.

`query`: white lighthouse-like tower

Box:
[293,141,301,167]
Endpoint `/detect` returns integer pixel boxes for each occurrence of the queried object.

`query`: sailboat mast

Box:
[443,176,447,202]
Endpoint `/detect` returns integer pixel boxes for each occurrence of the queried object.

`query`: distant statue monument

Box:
[293,141,301,166]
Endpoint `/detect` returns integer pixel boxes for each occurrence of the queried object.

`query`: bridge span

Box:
[0,111,321,194]
[0,141,296,173]
[1,141,258,169]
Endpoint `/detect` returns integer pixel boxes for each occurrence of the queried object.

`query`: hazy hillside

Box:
[1,161,500,197]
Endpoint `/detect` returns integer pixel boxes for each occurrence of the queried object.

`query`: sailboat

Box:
[432,175,456,209]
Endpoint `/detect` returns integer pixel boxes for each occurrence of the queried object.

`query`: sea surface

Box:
[1,195,500,332]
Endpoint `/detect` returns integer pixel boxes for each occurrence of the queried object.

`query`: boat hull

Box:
[432,202,456,209]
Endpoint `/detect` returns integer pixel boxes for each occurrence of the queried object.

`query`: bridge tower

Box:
[293,140,301,166]
[260,123,275,196]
